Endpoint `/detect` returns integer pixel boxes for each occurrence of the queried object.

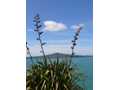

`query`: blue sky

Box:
[27,0,93,56]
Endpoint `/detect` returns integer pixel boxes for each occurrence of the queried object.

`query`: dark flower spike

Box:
[34,14,40,20]
[26,42,31,47]
[73,42,76,46]
[34,29,39,32]
[36,20,40,23]
[36,38,40,40]
[71,24,83,59]
[41,42,46,46]
[72,40,75,43]
[38,32,43,36]
[33,14,47,64]
[74,35,77,39]
[76,26,82,33]
[34,23,38,26]
[75,33,79,36]
[26,47,29,50]
[33,20,36,22]
[26,43,29,51]
[33,19,40,22]
[36,25,42,29]
[36,20,40,24]
[74,36,78,40]
[26,42,29,50]
[26,42,33,64]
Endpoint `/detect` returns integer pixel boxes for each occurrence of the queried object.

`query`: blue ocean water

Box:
[26,56,93,90]
[72,56,93,90]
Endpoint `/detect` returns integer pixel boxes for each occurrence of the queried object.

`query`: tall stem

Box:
[69,48,74,66]
[70,25,82,65]
[29,51,33,64]
[38,34,47,64]
[26,42,33,64]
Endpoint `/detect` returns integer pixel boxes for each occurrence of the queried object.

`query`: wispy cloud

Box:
[71,24,84,30]
[43,21,67,31]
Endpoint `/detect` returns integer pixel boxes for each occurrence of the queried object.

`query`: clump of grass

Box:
[26,14,84,90]
[27,58,83,90]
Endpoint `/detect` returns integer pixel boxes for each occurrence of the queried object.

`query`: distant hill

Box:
[26,53,92,58]
[46,53,71,58]
[45,53,91,57]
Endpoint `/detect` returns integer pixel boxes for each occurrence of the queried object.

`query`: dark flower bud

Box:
[33,20,36,22]
[73,42,76,46]
[34,29,39,32]
[39,32,43,36]
[72,40,75,43]
[75,33,79,36]
[34,24,38,26]
[41,42,46,46]
[36,25,42,29]
[74,35,77,39]
[74,37,78,40]
[26,47,29,50]
[36,20,40,23]
[36,38,40,40]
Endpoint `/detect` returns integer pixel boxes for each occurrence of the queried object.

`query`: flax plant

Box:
[26,14,84,90]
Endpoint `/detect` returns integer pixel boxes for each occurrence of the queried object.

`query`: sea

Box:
[26,56,93,90]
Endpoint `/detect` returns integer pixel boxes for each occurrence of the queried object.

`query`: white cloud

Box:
[43,21,67,31]
[71,24,84,30]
